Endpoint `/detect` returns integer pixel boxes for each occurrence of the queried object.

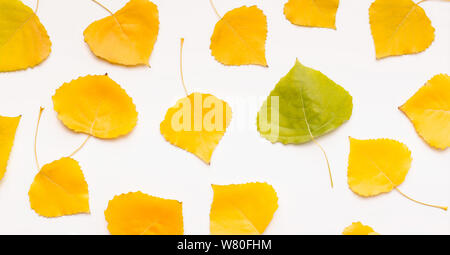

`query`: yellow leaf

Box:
[210,182,278,235]
[348,137,447,210]
[400,74,450,150]
[28,157,89,217]
[0,0,51,72]
[347,137,412,197]
[343,222,379,235]
[210,6,268,66]
[52,74,138,139]
[160,92,232,164]
[284,0,339,29]
[369,0,434,59]
[0,115,20,180]
[84,0,159,66]
[105,191,183,235]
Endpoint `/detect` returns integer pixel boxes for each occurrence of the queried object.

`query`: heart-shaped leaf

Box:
[160,93,232,164]
[210,182,278,235]
[210,5,268,66]
[369,0,434,59]
[105,191,183,235]
[84,0,159,66]
[0,0,51,71]
[29,157,90,217]
[52,74,138,139]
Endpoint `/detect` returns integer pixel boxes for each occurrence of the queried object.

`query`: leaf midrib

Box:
[215,201,260,234]
[385,4,417,50]
[40,171,80,197]
[310,0,325,16]
[0,13,34,51]
[359,151,397,189]
[221,12,265,64]
[424,108,450,114]
[110,14,131,42]
[298,85,315,140]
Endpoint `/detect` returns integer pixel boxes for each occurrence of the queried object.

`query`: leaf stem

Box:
[416,0,448,5]
[395,187,447,211]
[299,85,334,188]
[68,135,91,158]
[35,0,39,13]
[310,137,333,188]
[180,38,189,96]
[91,0,114,16]
[209,0,222,19]
[34,107,44,170]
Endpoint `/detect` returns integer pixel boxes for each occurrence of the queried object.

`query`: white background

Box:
[0,0,449,235]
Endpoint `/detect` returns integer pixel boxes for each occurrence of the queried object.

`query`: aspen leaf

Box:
[369,0,435,59]
[0,0,51,72]
[348,137,412,197]
[257,59,352,187]
[347,137,447,210]
[84,0,159,66]
[257,59,352,144]
[343,222,379,235]
[284,0,340,29]
[52,74,138,139]
[210,182,278,235]
[160,92,232,164]
[210,5,268,66]
[399,74,450,150]
[0,115,20,181]
[28,157,89,217]
[105,191,183,235]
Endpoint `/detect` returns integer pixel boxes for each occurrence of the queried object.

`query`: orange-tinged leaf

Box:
[210,6,268,66]
[52,74,138,139]
[399,74,450,150]
[210,182,278,235]
[160,92,232,164]
[105,191,183,235]
[343,222,379,235]
[84,0,159,66]
[369,0,434,59]
[0,115,20,180]
[347,137,411,197]
[0,0,51,72]
[28,157,89,217]
[284,0,339,29]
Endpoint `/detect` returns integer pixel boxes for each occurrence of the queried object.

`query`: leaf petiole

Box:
[68,135,91,158]
[416,0,449,5]
[91,0,114,16]
[299,83,334,188]
[310,137,333,188]
[209,0,222,19]
[179,38,189,96]
[34,107,44,170]
[395,187,447,211]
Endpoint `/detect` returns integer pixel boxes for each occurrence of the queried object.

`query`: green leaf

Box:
[257,59,353,144]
